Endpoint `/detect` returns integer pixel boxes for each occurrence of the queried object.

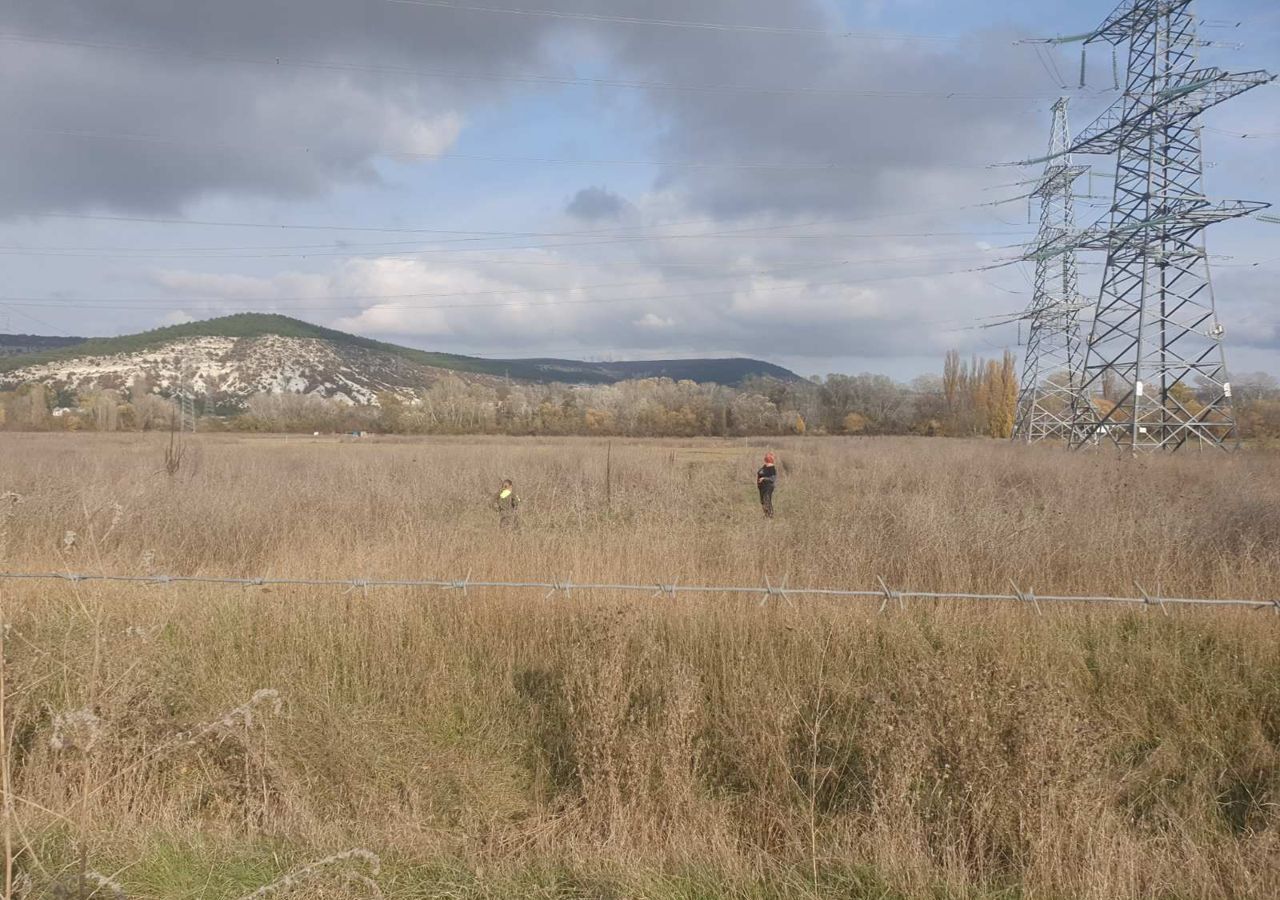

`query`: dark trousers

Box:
[758,483,774,517]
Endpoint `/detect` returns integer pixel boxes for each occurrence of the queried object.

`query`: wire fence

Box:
[0,571,1276,615]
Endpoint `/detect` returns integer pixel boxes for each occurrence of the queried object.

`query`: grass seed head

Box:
[49,708,102,753]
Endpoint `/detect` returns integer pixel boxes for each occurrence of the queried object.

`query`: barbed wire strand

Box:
[0,572,1275,613]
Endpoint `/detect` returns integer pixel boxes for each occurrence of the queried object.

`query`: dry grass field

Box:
[0,433,1278,898]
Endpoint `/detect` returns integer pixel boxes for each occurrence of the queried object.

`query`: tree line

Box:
[3,352,1279,442]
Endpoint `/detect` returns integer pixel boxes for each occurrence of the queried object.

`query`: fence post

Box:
[606,441,613,513]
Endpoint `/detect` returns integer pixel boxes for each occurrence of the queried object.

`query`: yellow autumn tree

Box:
[990,351,1018,438]
[1167,381,1205,419]
[842,412,868,434]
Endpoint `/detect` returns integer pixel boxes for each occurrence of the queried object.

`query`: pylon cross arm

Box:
[1084,0,1194,46]
[1066,69,1271,158]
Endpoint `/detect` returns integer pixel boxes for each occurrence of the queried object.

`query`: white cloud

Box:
[1,0,1272,379]
[383,111,466,159]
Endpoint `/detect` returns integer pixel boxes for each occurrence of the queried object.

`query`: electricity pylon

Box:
[1027,1,1273,452]
[173,355,197,433]
[178,394,196,433]
[1013,98,1090,443]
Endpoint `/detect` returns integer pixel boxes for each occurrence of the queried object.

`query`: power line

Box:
[1203,125,1280,139]
[0,209,1030,261]
[20,123,1000,173]
[0,228,1032,256]
[383,0,960,42]
[0,229,1031,262]
[0,302,74,337]
[0,259,859,308]
[0,245,1010,309]
[0,31,1080,103]
[2,194,1036,269]
[1032,44,1068,89]
[16,191,1034,240]
[0,257,1013,316]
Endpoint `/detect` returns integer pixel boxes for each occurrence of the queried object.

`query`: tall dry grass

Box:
[4,432,1280,597]
[0,433,1277,898]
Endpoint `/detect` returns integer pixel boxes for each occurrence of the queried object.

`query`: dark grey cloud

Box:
[565,186,631,221]
[1213,262,1280,350]
[0,0,564,216]
[0,0,1055,221]
[589,1,1064,218]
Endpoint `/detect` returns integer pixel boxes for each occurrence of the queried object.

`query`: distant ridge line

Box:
[0,313,800,388]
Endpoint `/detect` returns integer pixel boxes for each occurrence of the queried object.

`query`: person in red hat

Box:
[756,453,778,518]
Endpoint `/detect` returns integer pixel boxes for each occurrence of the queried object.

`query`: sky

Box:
[0,0,1277,380]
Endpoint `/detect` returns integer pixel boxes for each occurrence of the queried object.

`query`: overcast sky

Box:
[0,0,1276,379]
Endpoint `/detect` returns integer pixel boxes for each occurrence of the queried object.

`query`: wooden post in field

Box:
[605,441,613,512]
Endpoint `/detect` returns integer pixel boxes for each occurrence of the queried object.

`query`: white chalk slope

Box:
[1,334,468,406]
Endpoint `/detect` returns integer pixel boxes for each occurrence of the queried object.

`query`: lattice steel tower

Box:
[1041,1,1272,451]
[173,354,197,433]
[1013,98,1090,443]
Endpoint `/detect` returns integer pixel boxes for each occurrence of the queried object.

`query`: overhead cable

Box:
[0,31,1085,102]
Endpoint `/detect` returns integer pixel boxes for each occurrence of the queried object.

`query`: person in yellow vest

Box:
[494,478,521,530]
